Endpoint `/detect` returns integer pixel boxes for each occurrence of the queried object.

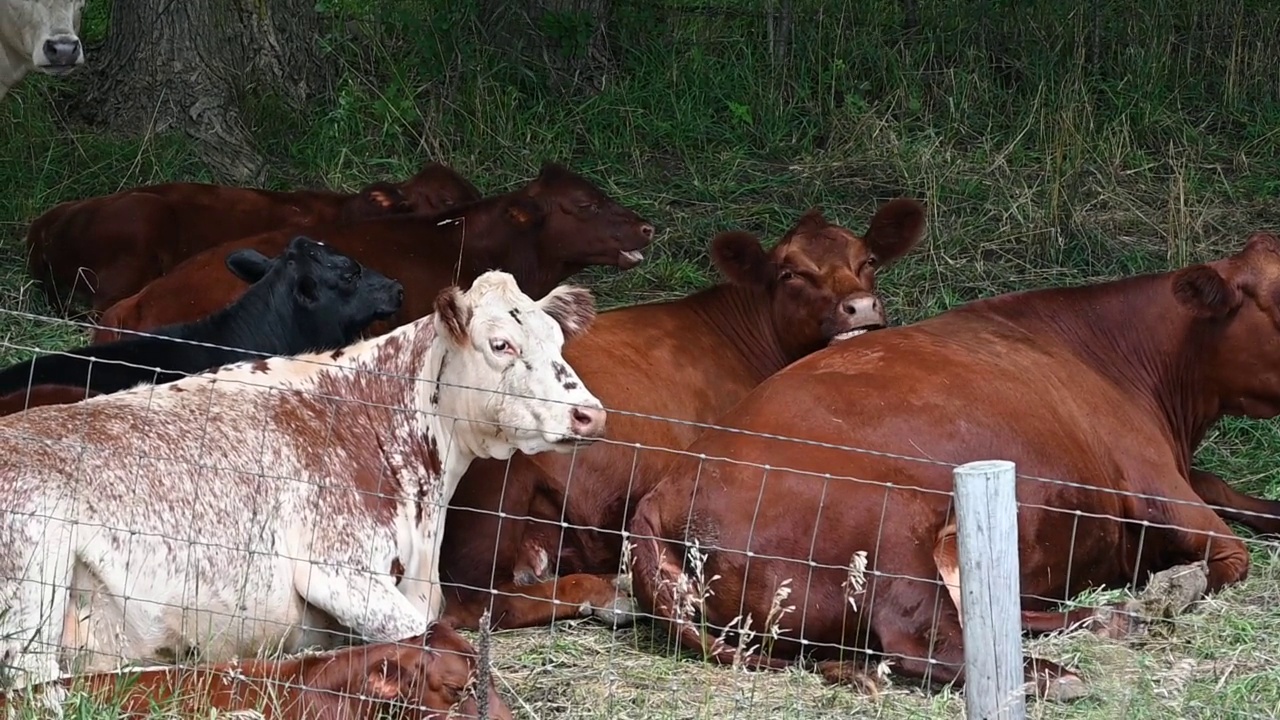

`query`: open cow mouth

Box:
[831,323,886,343]
[618,249,645,269]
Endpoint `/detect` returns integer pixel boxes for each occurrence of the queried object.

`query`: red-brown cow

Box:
[91,162,655,343]
[0,622,511,720]
[439,199,927,630]
[627,232,1280,697]
[26,162,481,312]
[0,385,100,417]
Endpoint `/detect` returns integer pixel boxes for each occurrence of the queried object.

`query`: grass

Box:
[2,0,1280,717]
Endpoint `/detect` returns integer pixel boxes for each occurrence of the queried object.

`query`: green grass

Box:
[2,0,1280,717]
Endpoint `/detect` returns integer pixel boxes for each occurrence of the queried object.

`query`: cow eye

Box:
[578,202,599,214]
[778,269,797,282]
[490,339,514,356]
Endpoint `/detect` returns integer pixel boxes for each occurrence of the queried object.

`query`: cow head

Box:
[430,270,606,459]
[397,162,484,216]
[342,624,514,720]
[710,198,927,360]
[510,161,656,271]
[0,0,85,78]
[1173,231,1280,418]
[225,235,404,348]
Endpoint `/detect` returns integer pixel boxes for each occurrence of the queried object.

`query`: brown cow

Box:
[0,622,512,720]
[91,162,654,343]
[438,199,927,631]
[26,162,481,312]
[0,384,100,417]
[627,232,1280,697]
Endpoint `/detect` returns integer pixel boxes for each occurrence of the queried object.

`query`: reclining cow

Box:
[0,270,605,717]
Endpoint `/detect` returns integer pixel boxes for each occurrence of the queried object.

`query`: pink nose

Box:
[569,404,607,438]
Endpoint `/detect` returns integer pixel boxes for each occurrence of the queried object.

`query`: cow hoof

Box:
[612,572,633,596]
[512,548,551,586]
[1135,561,1209,620]
[1040,673,1090,702]
[582,594,638,628]
[7,683,67,720]
[1090,604,1144,640]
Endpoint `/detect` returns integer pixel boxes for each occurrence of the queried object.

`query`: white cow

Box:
[0,0,85,100]
[0,271,607,715]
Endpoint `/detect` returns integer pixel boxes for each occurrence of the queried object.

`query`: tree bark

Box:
[77,0,330,184]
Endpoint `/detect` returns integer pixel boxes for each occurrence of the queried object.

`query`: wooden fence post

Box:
[953,459,1025,720]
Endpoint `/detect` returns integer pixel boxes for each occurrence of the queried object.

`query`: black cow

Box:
[0,236,404,406]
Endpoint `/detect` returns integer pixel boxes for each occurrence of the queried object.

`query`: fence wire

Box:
[0,308,1277,720]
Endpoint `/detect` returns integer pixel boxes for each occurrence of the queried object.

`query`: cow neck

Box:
[0,42,20,91]
[686,283,791,382]
[986,273,1217,471]
[309,317,476,516]
[437,194,560,299]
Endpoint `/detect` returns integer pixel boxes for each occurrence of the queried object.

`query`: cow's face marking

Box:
[431,272,607,459]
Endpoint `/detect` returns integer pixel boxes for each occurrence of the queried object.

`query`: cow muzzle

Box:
[828,292,887,343]
[38,34,83,72]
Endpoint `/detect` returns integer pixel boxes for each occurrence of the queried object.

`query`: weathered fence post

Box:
[953,459,1025,720]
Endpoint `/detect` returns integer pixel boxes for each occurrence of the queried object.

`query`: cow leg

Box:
[0,518,77,717]
[1187,468,1280,536]
[933,524,1138,640]
[870,578,1086,701]
[442,574,635,631]
[1132,478,1250,593]
[292,564,430,643]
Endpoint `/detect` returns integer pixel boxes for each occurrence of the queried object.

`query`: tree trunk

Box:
[78,0,330,184]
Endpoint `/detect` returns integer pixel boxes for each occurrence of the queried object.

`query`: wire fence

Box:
[0,308,1277,720]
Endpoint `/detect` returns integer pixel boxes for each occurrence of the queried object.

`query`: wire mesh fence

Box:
[0,304,1277,720]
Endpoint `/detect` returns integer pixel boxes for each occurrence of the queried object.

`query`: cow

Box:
[91,162,655,343]
[25,162,481,312]
[0,0,84,101]
[0,235,403,411]
[437,199,928,631]
[0,621,512,720]
[0,270,607,717]
[0,385,99,417]
[626,232,1280,699]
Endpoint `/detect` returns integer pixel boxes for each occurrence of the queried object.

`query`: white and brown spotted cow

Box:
[0,0,84,101]
[0,271,606,715]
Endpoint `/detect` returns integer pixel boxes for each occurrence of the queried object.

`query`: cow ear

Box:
[362,658,409,700]
[863,198,927,267]
[225,250,275,284]
[793,206,828,234]
[710,230,774,287]
[434,286,472,345]
[504,195,546,231]
[363,184,411,213]
[1173,263,1242,319]
[294,275,320,306]
[537,285,596,341]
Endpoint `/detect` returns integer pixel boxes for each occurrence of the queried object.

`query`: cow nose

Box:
[569,404,607,438]
[840,293,886,324]
[43,37,81,65]
[639,223,655,239]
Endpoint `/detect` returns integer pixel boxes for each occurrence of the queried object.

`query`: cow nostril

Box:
[570,406,605,436]
[640,224,655,239]
[843,302,858,316]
